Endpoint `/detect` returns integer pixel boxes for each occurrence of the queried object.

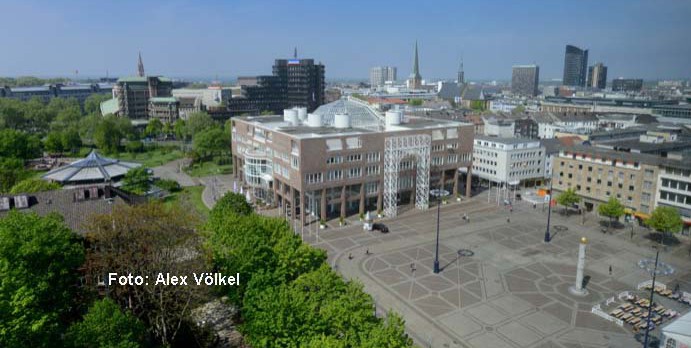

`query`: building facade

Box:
[109,76,174,120]
[563,45,588,87]
[228,58,325,115]
[0,83,112,104]
[612,78,643,92]
[511,65,539,97]
[472,136,546,187]
[587,62,607,89]
[230,99,474,223]
[148,97,180,123]
[656,160,691,235]
[370,66,397,87]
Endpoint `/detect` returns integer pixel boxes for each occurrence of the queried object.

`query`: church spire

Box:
[293,47,298,59]
[412,41,421,79]
[457,57,465,85]
[137,51,145,77]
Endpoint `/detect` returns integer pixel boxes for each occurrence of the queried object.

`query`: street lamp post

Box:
[545,173,554,243]
[643,249,660,348]
[433,191,441,273]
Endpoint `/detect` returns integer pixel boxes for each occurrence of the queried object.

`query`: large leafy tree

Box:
[84,203,205,346]
[646,206,683,245]
[0,157,28,193]
[186,112,216,138]
[598,197,625,231]
[93,115,123,153]
[0,212,84,347]
[9,178,60,194]
[193,126,231,161]
[144,118,163,138]
[556,187,580,215]
[121,166,152,195]
[84,93,112,115]
[66,298,147,348]
[0,128,42,159]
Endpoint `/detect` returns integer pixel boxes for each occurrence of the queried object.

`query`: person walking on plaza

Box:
[609,265,612,276]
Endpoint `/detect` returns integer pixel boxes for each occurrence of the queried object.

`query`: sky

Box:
[0,0,690,81]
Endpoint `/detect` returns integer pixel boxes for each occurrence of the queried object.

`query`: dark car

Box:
[372,223,389,233]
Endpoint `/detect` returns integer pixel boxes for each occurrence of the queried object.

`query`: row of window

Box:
[661,178,691,192]
[562,182,652,204]
[327,152,380,165]
[660,191,691,205]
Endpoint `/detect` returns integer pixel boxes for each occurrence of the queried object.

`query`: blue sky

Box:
[0,0,689,80]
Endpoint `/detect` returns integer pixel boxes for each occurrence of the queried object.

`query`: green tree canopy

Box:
[93,115,123,153]
[598,197,625,230]
[556,188,580,214]
[66,298,147,348]
[121,167,151,195]
[186,112,216,138]
[84,93,112,115]
[9,178,60,194]
[0,128,42,159]
[0,211,84,347]
[144,118,163,138]
[193,126,230,161]
[0,157,28,193]
[408,98,423,106]
[646,206,683,239]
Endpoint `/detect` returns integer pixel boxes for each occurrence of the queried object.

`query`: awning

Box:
[634,212,651,220]
[624,208,634,215]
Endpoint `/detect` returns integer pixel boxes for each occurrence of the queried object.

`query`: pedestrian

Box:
[507,217,510,223]
[609,265,612,276]
[365,248,370,255]
[533,203,536,209]
[348,253,353,260]
[463,213,467,221]
[674,283,680,293]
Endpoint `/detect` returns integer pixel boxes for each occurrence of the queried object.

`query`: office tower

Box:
[370,66,397,87]
[563,45,588,87]
[587,62,608,89]
[228,56,325,115]
[511,65,540,97]
[407,42,422,89]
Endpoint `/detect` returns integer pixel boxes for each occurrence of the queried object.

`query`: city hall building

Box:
[231,97,474,225]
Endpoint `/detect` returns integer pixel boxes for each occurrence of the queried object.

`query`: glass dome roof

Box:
[312,97,383,130]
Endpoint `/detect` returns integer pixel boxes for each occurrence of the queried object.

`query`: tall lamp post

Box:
[643,249,660,348]
[433,190,441,273]
[545,174,554,243]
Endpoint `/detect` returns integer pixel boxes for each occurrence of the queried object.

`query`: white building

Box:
[370,66,397,87]
[472,136,546,187]
[483,117,515,137]
[661,310,691,348]
[655,157,691,235]
[535,113,599,138]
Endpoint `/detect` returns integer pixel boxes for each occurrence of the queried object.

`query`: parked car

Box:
[372,223,389,233]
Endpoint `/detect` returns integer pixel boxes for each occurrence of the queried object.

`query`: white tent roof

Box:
[662,310,691,345]
[42,150,141,184]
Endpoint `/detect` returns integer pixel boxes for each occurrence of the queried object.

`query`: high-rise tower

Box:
[562,45,588,87]
[137,52,145,77]
[407,42,422,89]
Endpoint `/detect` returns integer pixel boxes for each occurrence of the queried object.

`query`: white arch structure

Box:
[383,134,431,218]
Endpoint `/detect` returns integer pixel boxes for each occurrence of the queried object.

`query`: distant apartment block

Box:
[472,136,547,187]
[370,66,397,87]
[612,78,643,92]
[587,62,607,89]
[511,65,539,97]
[0,83,113,104]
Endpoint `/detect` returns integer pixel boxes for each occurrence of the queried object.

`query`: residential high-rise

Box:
[370,66,397,87]
[228,56,325,115]
[562,45,588,87]
[587,62,607,89]
[406,42,422,89]
[511,65,539,97]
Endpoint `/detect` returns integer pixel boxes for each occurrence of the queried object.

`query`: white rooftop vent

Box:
[13,195,29,209]
[385,110,402,127]
[296,107,308,121]
[0,197,9,211]
[283,108,299,126]
[307,113,323,127]
[334,114,351,129]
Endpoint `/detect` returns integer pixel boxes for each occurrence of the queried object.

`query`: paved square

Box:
[300,196,691,347]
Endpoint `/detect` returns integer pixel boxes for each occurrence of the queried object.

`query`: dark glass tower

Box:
[562,45,588,87]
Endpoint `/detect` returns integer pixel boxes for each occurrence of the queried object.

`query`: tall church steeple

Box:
[407,41,422,89]
[137,51,145,77]
[457,57,465,85]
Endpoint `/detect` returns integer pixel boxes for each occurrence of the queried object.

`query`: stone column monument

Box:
[569,237,589,296]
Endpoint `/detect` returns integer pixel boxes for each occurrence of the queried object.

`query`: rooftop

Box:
[117,76,172,83]
[475,135,541,145]
[149,97,178,103]
[42,150,141,184]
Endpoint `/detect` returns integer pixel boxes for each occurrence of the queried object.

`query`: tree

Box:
[598,197,625,231]
[646,206,683,245]
[0,212,84,347]
[9,178,60,194]
[0,128,42,159]
[174,119,187,140]
[408,98,423,106]
[260,110,274,115]
[84,203,205,346]
[66,298,146,348]
[556,188,580,215]
[84,93,112,115]
[193,127,230,161]
[125,140,144,153]
[44,130,66,153]
[121,167,151,195]
[211,192,253,217]
[0,157,28,193]
[93,116,122,153]
[186,111,216,138]
[144,118,163,138]
[61,127,82,153]
[511,105,526,115]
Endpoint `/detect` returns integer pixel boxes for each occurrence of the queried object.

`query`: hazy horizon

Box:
[1,0,690,81]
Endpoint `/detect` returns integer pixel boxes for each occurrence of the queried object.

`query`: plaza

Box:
[299,193,691,348]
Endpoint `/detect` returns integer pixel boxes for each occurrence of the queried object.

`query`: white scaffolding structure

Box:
[383,134,431,218]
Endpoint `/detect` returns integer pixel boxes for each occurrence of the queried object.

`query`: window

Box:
[326,138,342,151]
[291,156,299,169]
[365,182,378,195]
[431,157,443,166]
[644,169,654,178]
[366,165,380,176]
[432,130,444,140]
[347,167,362,178]
[291,140,299,154]
[345,137,362,149]
[305,173,323,184]
[327,170,343,181]
[447,154,458,163]
[588,166,593,172]
[366,152,380,162]
[346,154,362,162]
[641,192,651,202]
[629,185,634,191]
[327,156,343,164]
[432,144,443,152]
[607,181,612,187]
[643,181,653,190]
[446,128,458,139]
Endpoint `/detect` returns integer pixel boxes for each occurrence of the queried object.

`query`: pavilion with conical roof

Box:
[42,150,141,185]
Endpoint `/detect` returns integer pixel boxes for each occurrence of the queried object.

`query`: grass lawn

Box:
[162,186,209,219]
[112,148,186,168]
[184,160,232,177]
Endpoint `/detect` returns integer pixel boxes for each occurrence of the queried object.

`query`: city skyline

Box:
[0,0,690,80]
